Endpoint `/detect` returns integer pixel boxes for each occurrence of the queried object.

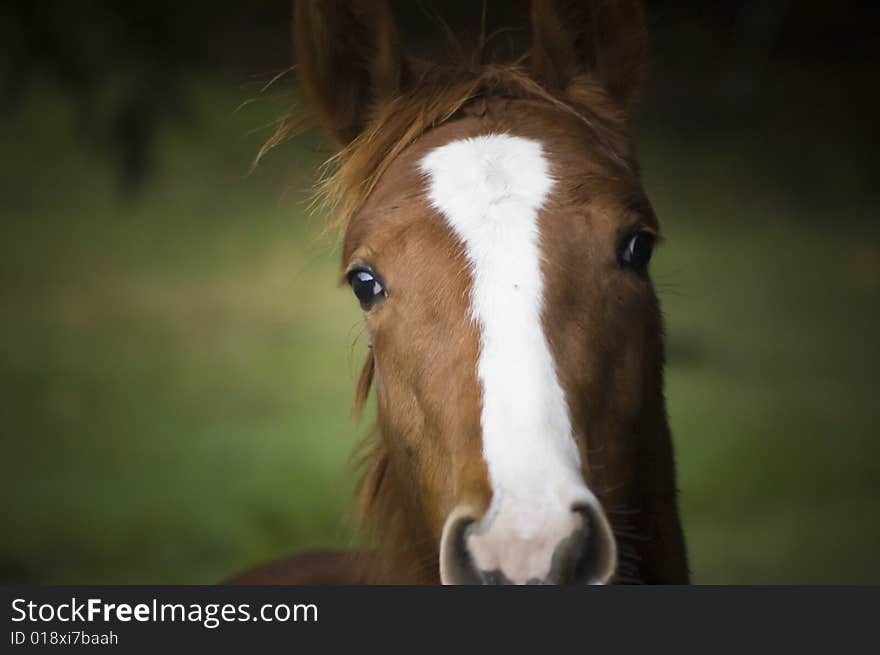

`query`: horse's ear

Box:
[530,0,648,110]
[294,0,406,146]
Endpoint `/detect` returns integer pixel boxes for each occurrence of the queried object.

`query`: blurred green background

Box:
[1,1,878,584]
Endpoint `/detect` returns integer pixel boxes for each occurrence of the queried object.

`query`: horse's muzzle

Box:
[439,499,617,585]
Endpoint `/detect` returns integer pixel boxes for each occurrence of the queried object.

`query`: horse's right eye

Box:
[348,269,386,311]
[619,230,656,272]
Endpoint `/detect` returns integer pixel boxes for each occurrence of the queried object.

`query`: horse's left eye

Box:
[620,231,655,271]
[348,269,386,311]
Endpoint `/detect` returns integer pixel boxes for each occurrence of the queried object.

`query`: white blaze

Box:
[421,134,594,582]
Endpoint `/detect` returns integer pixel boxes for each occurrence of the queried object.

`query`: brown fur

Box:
[318,66,628,234]
[294,1,407,145]
[230,0,688,585]
[531,0,648,108]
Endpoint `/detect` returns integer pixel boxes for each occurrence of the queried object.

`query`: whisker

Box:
[594,480,631,498]
[346,320,368,378]
[613,529,652,543]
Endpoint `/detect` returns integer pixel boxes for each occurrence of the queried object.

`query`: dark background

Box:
[1,0,878,584]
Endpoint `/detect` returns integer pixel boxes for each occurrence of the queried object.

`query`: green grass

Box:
[1,81,878,583]
[0,82,365,583]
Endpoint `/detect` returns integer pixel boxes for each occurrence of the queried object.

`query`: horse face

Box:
[295,0,687,584]
[341,99,663,584]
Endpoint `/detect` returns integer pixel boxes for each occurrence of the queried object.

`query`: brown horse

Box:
[230,0,689,585]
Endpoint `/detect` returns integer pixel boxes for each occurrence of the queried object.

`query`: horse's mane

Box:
[264,64,630,234]
[265,62,634,578]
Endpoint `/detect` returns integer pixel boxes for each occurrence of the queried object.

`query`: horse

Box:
[229,0,689,585]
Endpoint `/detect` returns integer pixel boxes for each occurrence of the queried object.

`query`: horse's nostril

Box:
[566,503,617,585]
[439,506,482,585]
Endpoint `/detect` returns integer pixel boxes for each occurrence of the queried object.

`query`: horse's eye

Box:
[620,231,655,271]
[348,269,386,311]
